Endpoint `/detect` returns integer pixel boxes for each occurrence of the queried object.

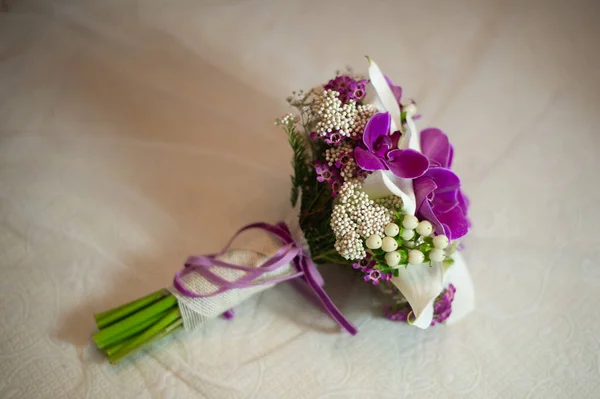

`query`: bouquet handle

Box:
[170,222,357,334]
[93,221,356,365]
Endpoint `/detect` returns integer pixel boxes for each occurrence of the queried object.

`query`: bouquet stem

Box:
[94,289,170,328]
[107,309,183,364]
[92,289,183,365]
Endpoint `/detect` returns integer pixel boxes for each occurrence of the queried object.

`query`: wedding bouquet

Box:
[92,58,474,365]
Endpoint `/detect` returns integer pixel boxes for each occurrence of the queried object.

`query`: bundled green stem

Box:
[92,290,182,365]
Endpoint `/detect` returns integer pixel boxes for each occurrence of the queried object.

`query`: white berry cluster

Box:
[374,196,404,212]
[274,113,298,126]
[366,214,452,268]
[325,143,362,182]
[331,181,394,260]
[354,104,378,135]
[312,89,357,137]
[311,90,378,139]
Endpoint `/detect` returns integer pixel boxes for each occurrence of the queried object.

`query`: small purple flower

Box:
[314,160,344,197]
[414,129,470,239]
[364,268,381,285]
[384,305,411,322]
[431,284,456,325]
[330,180,342,197]
[324,75,369,104]
[337,153,351,167]
[362,266,391,286]
[324,131,343,146]
[353,253,375,270]
[355,168,369,180]
[354,112,429,179]
[363,268,382,285]
[314,161,333,183]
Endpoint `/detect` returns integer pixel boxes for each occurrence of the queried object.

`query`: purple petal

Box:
[436,206,470,239]
[457,189,469,214]
[363,112,391,152]
[385,149,429,179]
[448,145,454,168]
[431,189,460,213]
[420,128,452,168]
[384,75,403,103]
[413,176,437,211]
[425,168,461,192]
[373,135,393,158]
[414,176,446,236]
[355,146,386,171]
[390,130,402,149]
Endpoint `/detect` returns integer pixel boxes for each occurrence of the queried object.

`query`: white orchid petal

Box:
[367,57,402,133]
[443,252,475,324]
[361,59,425,215]
[362,170,416,215]
[391,262,444,329]
[382,172,417,215]
[410,301,434,329]
[363,82,385,113]
[402,113,422,153]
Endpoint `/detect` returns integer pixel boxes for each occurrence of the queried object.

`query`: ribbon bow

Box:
[173,222,357,335]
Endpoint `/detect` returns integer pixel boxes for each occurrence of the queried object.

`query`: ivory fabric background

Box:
[1,0,600,398]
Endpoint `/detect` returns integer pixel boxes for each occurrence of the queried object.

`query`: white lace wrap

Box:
[168,216,308,331]
[168,247,296,331]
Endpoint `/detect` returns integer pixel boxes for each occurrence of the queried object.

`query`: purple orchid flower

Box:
[354,112,429,179]
[414,129,471,239]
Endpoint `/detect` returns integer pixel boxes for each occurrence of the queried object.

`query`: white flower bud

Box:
[432,235,449,249]
[429,248,445,262]
[385,251,401,267]
[402,215,419,230]
[366,234,382,249]
[384,223,400,237]
[416,220,433,236]
[408,249,425,265]
[381,236,398,252]
[401,229,415,240]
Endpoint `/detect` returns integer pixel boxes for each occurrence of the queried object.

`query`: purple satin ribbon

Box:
[173,222,357,335]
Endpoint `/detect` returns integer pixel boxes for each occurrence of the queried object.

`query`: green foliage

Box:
[283,121,310,207]
[298,175,350,266]
[276,95,352,266]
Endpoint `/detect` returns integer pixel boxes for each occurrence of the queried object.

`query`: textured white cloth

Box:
[1,1,600,398]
